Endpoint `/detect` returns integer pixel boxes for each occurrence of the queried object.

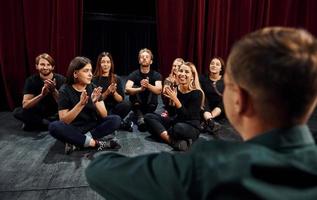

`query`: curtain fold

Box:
[0,0,83,110]
[156,0,317,77]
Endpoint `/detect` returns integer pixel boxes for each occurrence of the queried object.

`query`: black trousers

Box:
[144,113,200,141]
[13,107,58,130]
[107,101,131,119]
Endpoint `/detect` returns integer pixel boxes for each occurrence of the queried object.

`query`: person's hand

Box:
[140,78,149,90]
[41,84,50,96]
[79,90,89,105]
[91,87,102,103]
[44,78,57,93]
[108,83,117,94]
[163,86,177,102]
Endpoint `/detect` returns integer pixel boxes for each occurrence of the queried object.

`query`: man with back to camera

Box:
[124,48,162,132]
[13,53,65,131]
[85,27,317,199]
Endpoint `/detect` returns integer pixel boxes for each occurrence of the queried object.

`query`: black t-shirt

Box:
[175,89,202,128]
[23,73,65,115]
[199,75,225,119]
[58,84,99,133]
[92,75,124,109]
[127,69,162,104]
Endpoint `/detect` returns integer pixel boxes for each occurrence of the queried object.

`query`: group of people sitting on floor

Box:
[13,48,227,153]
[12,27,317,199]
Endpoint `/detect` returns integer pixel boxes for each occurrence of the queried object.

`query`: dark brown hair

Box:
[93,52,116,84]
[209,56,225,76]
[35,53,55,67]
[66,57,91,85]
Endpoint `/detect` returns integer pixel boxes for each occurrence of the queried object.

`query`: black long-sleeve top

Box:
[199,75,224,119]
[175,89,202,128]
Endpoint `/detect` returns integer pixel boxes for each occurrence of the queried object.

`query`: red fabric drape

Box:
[157,0,317,77]
[0,0,82,110]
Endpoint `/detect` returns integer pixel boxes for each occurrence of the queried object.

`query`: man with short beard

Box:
[13,53,65,131]
[125,48,162,132]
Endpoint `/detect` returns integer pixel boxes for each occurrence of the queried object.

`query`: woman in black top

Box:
[144,62,205,151]
[49,57,121,154]
[92,52,132,131]
[200,57,225,134]
[161,58,184,118]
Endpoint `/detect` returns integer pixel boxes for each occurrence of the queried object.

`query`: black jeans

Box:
[144,113,200,141]
[13,107,58,130]
[108,101,132,119]
[49,115,121,147]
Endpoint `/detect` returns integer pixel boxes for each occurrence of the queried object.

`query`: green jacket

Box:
[86,125,317,200]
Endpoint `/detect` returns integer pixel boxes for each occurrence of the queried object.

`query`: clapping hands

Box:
[91,87,102,103]
[140,77,149,91]
[41,78,56,96]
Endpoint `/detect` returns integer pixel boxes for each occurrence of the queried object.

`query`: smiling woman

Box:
[48,56,122,154]
[144,62,205,151]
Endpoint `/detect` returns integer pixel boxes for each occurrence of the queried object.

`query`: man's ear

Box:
[150,60,153,65]
[236,86,253,116]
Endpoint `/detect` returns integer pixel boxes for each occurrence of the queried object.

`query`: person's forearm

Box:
[211,107,221,118]
[52,89,59,102]
[113,91,123,102]
[60,103,84,124]
[125,87,143,95]
[22,94,44,109]
[147,84,162,95]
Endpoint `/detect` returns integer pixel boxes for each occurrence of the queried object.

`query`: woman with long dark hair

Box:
[92,52,132,131]
[200,57,226,135]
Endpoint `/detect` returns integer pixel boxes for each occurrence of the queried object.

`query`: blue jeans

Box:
[49,115,121,147]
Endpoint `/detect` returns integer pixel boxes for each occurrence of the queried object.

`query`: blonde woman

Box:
[144,62,204,151]
[161,58,184,117]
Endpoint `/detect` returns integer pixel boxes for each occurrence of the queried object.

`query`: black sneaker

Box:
[171,139,192,151]
[96,139,121,151]
[137,117,147,132]
[65,143,76,155]
[120,120,134,132]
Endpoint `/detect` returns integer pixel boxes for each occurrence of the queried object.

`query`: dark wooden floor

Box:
[0,104,316,200]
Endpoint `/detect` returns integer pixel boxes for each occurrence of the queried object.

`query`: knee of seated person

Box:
[48,121,63,133]
[147,104,157,112]
[144,113,156,121]
[110,115,122,127]
[173,123,188,134]
[122,100,132,107]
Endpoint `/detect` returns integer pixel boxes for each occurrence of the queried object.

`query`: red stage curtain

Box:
[0,0,82,110]
[156,0,317,76]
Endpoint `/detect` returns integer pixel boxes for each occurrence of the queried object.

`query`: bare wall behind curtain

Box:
[156,0,317,77]
[0,0,83,111]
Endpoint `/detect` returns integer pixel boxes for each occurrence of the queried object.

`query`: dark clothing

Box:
[127,69,162,114]
[199,75,225,120]
[49,115,121,147]
[92,75,131,119]
[49,83,121,146]
[13,73,65,130]
[145,113,200,141]
[145,89,202,141]
[58,84,100,133]
[86,125,317,200]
